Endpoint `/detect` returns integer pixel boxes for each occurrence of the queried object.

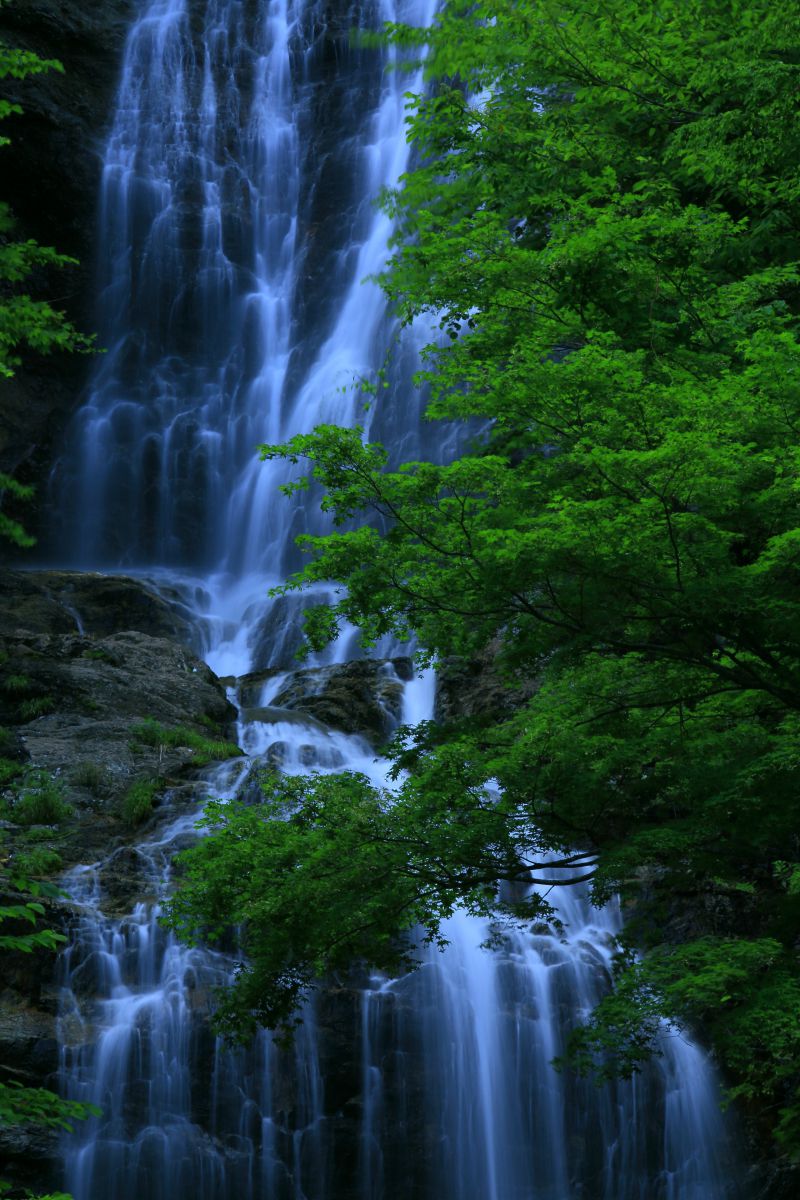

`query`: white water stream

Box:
[48,0,747,1195]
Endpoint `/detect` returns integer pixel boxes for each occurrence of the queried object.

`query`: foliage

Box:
[121,778,160,827]
[69,760,109,796]
[0,1190,72,1200]
[16,695,54,722]
[13,845,62,876]
[80,647,114,663]
[0,872,65,954]
[0,755,22,785]
[0,669,55,722]
[171,0,800,1150]
[1,768,70,825]
[0,1079,93,1132]
[0,871,98,1200]
[165,768,564,1038]
[1,0,93,552]
[0,10,91,378]
[0,28,92,1191]
[130,718,243,767]
[566,938,800,1148]
[0,471,34,548]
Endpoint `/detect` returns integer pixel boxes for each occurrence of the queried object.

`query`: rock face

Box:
[0,568,200,643]
[0,571,236,864]
[238,656,414,745]
[435,640,538,724]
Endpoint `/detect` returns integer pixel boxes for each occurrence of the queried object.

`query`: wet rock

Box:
[0,1004,58,1079]
[239,705,327,732]
[0,1120,61,1197]
[0,569,197,644]
[435,640,538,723]
[235,668,282,708]
[266,740,290,767]
[269,658,412,745]
[97,845,156,916]
[0,571,237,871]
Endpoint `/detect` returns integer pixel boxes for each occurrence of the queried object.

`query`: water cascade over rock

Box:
[37,0,749,1196]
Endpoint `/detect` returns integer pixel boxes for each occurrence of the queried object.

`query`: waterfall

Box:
[49,0,747,1197]
[58,673,743,1199]
[50,0,437,586]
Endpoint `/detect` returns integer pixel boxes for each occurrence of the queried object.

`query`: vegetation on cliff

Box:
[152,0,800,1159]
[0,0,92,549]
[0,876,97,1198]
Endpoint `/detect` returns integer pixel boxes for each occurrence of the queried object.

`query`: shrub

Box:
[71,760,110,795]
[0,756,23,786]
[17,695,55,722]
[2,673,32,694]
[82,647,114,663]
[15,845,63,876]
[3,769,71,826]
[122,779,160,827]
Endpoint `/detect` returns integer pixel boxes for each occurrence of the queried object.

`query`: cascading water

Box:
[50,0,440,585]
[57,672,744,1199]
[47,0,748,1196]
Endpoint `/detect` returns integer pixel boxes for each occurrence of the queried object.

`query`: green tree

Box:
[0,872,97,1198]
[169,0,800,1152]
[0,0,92,547]
[1,10,95,1190]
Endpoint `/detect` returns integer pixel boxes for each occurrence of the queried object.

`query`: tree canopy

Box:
[167,0,800,1153]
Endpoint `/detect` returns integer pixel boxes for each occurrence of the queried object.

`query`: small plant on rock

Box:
[81,647,115,663]
[1,673,32,694]
[122,778,161,827]
[130,719,242,768]
[17,695,55,722]
[0,756,23,786]
[2,769,71,826]
[71,760,110,795]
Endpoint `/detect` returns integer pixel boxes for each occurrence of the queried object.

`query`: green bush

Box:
[0,756,23,786]
[15,845,63,876]
[17,825,57,845]
[81,647,114,663]
[3,769,71,826]
[2,673,32,694]
[17,695,55,722]
[121,779,160,827]
[71,760,110,795]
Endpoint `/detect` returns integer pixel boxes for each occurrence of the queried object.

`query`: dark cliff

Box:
[0,0,132,525]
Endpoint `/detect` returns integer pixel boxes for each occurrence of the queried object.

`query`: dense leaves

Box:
[0,7,90,378]
[166,768,581,1038]
[174,0,800,1151]
[1,0,93,549]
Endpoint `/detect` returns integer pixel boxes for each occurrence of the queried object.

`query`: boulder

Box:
[0,569,198,644]
[435,640,538,723]
[268,658,413,745]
